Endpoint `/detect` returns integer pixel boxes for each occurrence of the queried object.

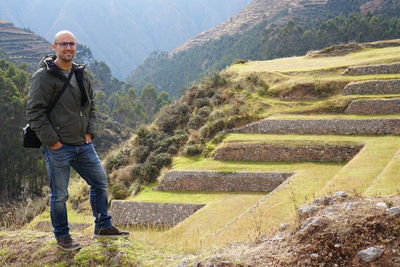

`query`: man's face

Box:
[52,33,76,62]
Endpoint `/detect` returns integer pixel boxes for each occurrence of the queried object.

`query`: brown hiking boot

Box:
[94,226,129,237]
[56,235,81,251]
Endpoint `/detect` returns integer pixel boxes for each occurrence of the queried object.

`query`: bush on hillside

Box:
[156,103,191,134]
[232,58,248,64]
[110,182,129,200]
[183,144,203,157]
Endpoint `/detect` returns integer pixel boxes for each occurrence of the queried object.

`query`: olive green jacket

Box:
[26,55,96,146]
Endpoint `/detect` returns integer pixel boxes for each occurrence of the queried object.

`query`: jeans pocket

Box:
[48,146,70,167]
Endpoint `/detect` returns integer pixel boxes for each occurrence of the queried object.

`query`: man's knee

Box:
[50,193,69,203]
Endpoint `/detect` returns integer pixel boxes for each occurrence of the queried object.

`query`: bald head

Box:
[52,30,77,69]
[53,30,77,43]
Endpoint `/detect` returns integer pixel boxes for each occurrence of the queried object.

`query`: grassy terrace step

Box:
[109,201,205,227]
[363,148,400,197]
[156,170,293,192]
[345,99,400,114]
[213,140,363,162]
[233,117,400,135]
[343,80,400,95]
[195,135,400,245]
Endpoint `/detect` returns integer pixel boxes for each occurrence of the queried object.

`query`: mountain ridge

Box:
[0,0,252,78]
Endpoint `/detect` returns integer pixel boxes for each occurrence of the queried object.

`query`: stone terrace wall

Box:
[213,143,363,162]
[343,63,400,76]
[233,119,400,135]
[346,99,400,114]
[156,170,294,192]
[343,80,400,95]
[109,201,205,227]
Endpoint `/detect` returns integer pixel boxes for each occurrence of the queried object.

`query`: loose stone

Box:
[357,247,384,262]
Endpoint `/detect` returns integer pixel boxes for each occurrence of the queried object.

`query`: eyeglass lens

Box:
[56,42,76,48]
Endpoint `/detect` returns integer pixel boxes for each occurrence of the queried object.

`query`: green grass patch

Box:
[363,148,400,197]
[128,186,240,204]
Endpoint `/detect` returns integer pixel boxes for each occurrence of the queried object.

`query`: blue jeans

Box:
[42,143,112,238]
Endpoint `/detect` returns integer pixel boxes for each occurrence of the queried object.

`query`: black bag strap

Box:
[46,69,74,114]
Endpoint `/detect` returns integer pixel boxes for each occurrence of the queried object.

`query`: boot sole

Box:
[57,244,82,251]
[94,233,130,238]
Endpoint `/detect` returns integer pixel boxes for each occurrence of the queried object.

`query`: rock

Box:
[313,196,334,206]
[343,203,352,211]
[386,206,400,216]
[298,216,328,236]
[112,252,124,266]
[279,223,289,231]
[297,205,317,219]
[334,191,348,198]
[310,253,319,258]
[376,202,388,208]
[357,247,384,262]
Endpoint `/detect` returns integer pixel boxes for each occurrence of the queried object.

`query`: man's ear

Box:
[51,43,56,51]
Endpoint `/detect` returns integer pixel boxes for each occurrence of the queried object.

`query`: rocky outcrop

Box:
[213,142,363,162]
[156,170,293,192]
[233,119,400,135]
[109,201,205,227]
[345,99,400,114]
[343,63,400,76]
[343,80,400,95]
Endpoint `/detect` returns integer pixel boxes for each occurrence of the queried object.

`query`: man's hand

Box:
[49,141,63,150]
[85,133,92,144]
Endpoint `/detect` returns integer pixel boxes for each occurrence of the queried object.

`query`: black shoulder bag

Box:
[23,70,74,148]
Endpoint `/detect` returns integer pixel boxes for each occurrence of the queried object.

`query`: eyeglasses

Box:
[54,42,77,48]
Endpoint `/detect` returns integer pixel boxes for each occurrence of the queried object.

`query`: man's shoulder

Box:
[32,67,49,79]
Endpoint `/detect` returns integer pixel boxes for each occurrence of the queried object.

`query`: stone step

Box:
[156,170,294,192]
[343,80,400,95]
[109,201,205,227]
[345,99,400,114]
[213,141,363,162]
[233,118,400,135]
[343,63,400,76]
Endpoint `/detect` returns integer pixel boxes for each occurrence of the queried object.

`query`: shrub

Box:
[183,144,203,156]
[197,106,212,117]
[209,73,227,87]
[104,150,128,173]
[133,145,149,163]
[194,97,211,108]
[130,164,144,181]
[110,182,129,200]
[188,114,206,130]
[147,153,172,169]
[141,162,160,184]
[156,103,191,134]
[232,58,248,64]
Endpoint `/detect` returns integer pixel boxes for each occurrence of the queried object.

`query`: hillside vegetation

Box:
[129,3,400,96]
[2,39,399,266]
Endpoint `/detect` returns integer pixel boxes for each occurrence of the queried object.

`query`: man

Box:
[26,30,128,251]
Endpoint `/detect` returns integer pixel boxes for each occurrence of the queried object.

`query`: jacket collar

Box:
[40,54,86,77]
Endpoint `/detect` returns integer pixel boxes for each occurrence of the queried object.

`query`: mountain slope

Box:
[0,20,50,66]
[128,0,400,96]
[0,0,252,78]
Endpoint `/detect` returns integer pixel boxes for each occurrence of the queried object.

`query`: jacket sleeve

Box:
[26,70,59,146]
[86,79,97,138]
